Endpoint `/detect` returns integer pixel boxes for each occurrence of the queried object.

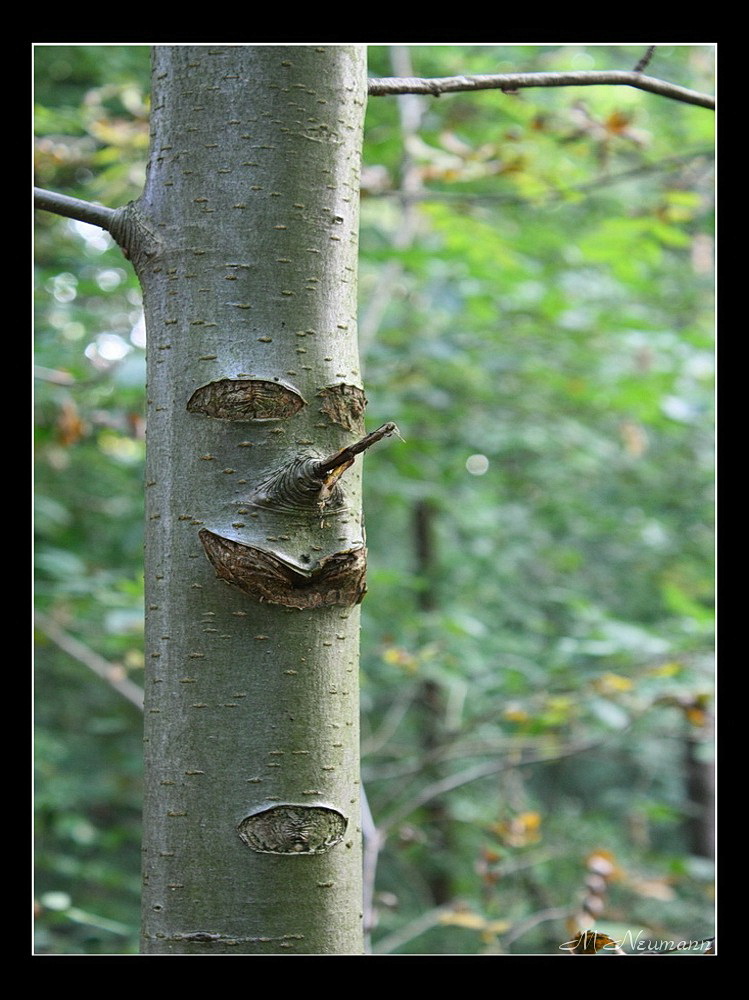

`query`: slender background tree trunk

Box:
[123,44,368,955]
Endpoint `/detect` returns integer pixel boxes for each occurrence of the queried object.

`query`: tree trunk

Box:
[118,44,368,955]
[684,730,715,860]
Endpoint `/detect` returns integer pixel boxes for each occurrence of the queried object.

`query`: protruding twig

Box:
[315,422,402,478]
[633,46,657,73]
[34,611,144,710]
[34,186,118,232]
[368,71,715,111]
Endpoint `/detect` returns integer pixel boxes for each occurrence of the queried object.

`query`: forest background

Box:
[33,43,715,955]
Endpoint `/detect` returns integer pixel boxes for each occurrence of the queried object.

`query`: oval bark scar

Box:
[238,805,348,855]
[187,378,306,421]
[199,529,367,608]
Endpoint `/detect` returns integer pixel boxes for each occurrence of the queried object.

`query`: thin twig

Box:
[373,902,458,955]
[633,46,657,73]
[378,738,601,833]
[34,186,118,231]
[501,906,574,949]
[368,71,715,110]
[366,148,714,210]
[34,365,76,386]
[315,422,402,477]
[34,611,144,711]
[362,688,417,757]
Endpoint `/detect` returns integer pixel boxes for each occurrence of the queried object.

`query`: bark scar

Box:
[317,383,367,432]
[238,805,348,855]
[187,378,306,421]
[199,529,367,608]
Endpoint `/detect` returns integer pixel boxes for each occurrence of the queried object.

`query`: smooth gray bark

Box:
[121,45,368,955]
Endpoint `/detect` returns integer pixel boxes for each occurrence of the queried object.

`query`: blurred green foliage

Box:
[34,44,714,955]
[34,45,150,955]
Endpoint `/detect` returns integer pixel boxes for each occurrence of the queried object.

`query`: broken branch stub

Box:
[313,422,401,477]
[198,423,400,607]
[248,457,348,515]
[247,422,402,514]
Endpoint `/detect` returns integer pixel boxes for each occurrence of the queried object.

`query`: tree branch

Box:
[314,422,402,478]
[34,611,144,711]
[34,186,118,232]
[366,148,714,210]
[378,738,601,834]
[632,46,657,74]
[372,902,458,955]
[368,71,715,110]
[500,905,574,950]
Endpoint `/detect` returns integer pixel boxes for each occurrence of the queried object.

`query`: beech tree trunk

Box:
[115,44,369,955]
